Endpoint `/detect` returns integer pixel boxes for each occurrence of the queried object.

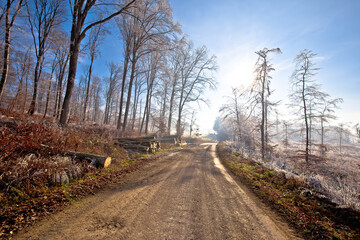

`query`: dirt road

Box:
[15,144,299,240]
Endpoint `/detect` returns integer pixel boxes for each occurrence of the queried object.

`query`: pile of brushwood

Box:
[217,143,360,240]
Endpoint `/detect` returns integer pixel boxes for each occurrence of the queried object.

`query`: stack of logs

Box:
[114,135,183,154]
[114,135,161,154]
[157,135,182,145]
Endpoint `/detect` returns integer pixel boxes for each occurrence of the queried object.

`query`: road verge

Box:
[216,143,360,240]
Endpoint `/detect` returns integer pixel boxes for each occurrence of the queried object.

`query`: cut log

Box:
[65,151,111,169]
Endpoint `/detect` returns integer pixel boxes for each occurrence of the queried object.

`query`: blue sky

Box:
[90,0,360,133]
[167,0,360,133]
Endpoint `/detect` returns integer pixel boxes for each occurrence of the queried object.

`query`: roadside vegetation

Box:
[217,143,360,240]
[0,108,178,238]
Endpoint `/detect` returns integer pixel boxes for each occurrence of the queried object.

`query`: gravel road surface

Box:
[15,144,299,240]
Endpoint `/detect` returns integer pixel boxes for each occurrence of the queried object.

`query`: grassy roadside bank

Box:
[216,143,360,240]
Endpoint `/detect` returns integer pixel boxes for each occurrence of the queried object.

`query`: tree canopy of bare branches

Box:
[59,0,136,126]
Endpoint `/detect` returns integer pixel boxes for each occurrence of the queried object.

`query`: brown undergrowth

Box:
[217,143,360,240]
[0,155,158,238]
[0,109,170,238]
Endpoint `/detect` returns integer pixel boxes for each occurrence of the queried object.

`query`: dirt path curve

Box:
[15,144,300,240]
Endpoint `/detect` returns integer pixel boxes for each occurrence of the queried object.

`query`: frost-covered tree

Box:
[289,49,321,163]
[252,47,281,160]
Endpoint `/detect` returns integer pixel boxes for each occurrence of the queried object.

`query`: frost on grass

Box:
[227,138,360,211]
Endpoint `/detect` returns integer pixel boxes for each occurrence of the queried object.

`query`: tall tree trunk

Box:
[83,54,94,122]
[59,0,135,127]
[114,92,119,125]
[159,83,168,135]
[176,106,183,136]
[265,99,268,157]
[302,74,309,163]
[161,86,167,121]
[60,37,81,126]
[144,87,153,135]
[117,46,130,130]
[23,75,28,113]
[55,56,68,119]
[0,0,23,98]
[36,56,46,113]
[131,83,140,130]
[122,50,137,132]
[138,99,142,131]
[144,68,156,135]
[321,118,324,146]
[139,100,147,135]
[43,70,54,118]
[28,55,42,115]
[104,95,110,124]
[0,23,11,98]
[260,73,266,161]
[167,78,177,134]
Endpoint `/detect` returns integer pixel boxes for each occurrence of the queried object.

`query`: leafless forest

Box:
[0,0,217,136]
[215,48,360,211]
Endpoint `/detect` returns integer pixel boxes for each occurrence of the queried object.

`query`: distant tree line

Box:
[0,0,217,136]
[216,48,356,164]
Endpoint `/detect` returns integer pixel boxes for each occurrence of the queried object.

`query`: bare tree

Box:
[220,87,247,143]
[103,62,121,124]
[175,41,217,135]
[139,50,162,135]
[26,0,64,115]
[166,38,183,134]
[82,23,104,121]
[120,0,180,132]
[155,62,171,136]
[52,32,70,119]
[43,50,59,117]
[130,70,145,130]
[219,86,256,152]
[289,49,319,163]
[59,0,136,126]
[116,12,133,130]
[251,47,281,160]
[0,0,25,98]
[90,75,102,123]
